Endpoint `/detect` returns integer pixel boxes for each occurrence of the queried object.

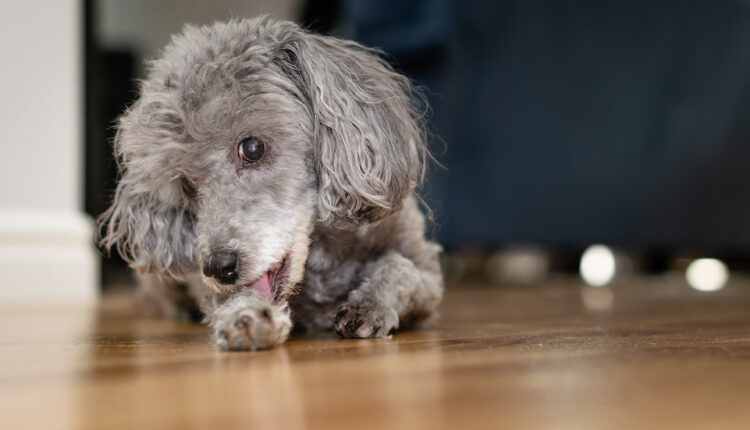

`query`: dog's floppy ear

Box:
[98,116,197,278]
[98,182,196,278]
[278,32,428,224]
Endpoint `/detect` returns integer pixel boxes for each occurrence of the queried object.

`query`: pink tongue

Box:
[251,272,272,296]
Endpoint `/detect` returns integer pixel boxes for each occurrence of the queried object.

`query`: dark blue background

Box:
[332,0,750,249]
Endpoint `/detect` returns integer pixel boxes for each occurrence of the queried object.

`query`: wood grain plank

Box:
[2,277,750,429]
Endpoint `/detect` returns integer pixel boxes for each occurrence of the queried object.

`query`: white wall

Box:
[0,0,97,304]
[0,1,82,211]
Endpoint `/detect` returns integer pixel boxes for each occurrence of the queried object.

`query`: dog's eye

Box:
[180,177,197,199]
[239,137,265,164]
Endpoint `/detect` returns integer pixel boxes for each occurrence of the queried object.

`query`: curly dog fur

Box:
[99,16,443,350]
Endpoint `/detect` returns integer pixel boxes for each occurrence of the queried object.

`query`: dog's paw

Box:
[213,305,291,351]
[334,295,399,339]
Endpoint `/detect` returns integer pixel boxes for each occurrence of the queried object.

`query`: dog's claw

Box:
[334,301,398,339]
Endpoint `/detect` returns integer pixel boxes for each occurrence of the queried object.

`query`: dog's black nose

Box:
[203,251,238,284]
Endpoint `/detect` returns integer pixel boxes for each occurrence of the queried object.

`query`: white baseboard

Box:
[0,209,99,305]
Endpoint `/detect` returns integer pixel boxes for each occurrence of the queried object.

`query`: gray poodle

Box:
[99,16,443,350]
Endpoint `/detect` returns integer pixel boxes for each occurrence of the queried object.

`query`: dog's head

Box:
[99,16,428,300]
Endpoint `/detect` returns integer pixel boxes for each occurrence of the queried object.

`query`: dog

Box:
[99,16,443,350]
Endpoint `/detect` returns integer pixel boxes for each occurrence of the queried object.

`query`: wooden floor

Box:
[2,276,750,429]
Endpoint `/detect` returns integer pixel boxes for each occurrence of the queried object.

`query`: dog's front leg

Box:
[334,250,443,338]
[207,291,292,350]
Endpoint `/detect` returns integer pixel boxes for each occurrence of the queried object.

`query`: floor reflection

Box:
[580,286,615,312]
